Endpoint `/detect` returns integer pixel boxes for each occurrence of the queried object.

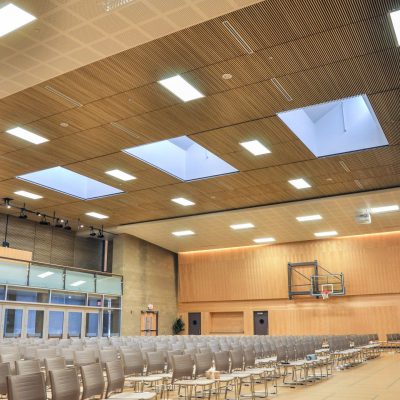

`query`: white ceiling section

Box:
[114,187,400,252]
[0,0,263,99]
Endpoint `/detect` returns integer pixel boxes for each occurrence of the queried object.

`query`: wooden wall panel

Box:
[210,312,244,334]
[179,233,400,303]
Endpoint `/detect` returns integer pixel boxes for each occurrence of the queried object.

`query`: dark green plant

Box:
[172,316,185,335]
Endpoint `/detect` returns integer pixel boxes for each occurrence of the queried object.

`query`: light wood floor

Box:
[159,352,400,400]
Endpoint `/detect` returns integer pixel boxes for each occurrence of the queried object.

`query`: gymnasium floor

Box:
[159,352,400,400]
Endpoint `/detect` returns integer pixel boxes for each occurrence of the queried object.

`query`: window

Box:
[29,265,64,290]
[88,295,102,307]
[51,292,86,306]
[96,275,122,295]
[27,310,44,338]
[68,312,82,338]
[0,285,5,300]
[65,270,95,293]
[103,297,120,309]
[3,309,23,338]
[0,260,28,285]
[102,309,120,337]
[48,310,64,338]
[86,313,99,337]
[7,288,49,303]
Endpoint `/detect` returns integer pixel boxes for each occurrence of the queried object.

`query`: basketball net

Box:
[321,290,330,300]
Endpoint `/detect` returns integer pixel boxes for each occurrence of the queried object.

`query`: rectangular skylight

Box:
[230,223,255,230]
[70,280,86,287]
[172,197,195,206]
[296,214,322,222]
[390,10,400,46]
[0,4,36,37]
[14,190,42,200]
[370,205,399,214]
[105,169,136,181]
[158,75,204,102]
[124,135,238,181]
[6,127,48,144]
[172,230,195,237]
[289,178,311,189]
[17,166,123,200]
[253,237,275,243]
[314,231,338,237]
[86,212,109,219]
[37,271,54,279]
[277,95,388,157]
[240,140,271,156]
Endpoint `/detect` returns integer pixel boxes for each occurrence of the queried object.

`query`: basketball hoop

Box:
[321,290,330,300]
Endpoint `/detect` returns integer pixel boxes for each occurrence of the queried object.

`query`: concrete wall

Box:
[113,234,178,336]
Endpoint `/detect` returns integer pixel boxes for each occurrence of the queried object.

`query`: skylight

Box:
[390,10,400,46]
[240,140,271,156]
[0,4,36,37]
[158,75,204,102]
[6,127,48,144]
[17,167,123,200]
[277,95,388,157]
[124,136,238,181]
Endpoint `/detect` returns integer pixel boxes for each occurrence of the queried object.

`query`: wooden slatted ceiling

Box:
[0,0,399,229]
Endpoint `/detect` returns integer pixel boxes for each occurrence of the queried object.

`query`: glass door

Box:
[85,311,99,338]
[48,309,65,339]
[3,307,23,338]
[26,308,45,338]
[67,311,82,338]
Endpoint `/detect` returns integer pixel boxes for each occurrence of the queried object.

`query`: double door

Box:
[0,305,100,339]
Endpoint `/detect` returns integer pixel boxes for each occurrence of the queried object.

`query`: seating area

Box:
[0,334,382,399]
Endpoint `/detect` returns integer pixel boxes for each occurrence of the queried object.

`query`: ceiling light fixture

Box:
[3,198,12,209]
[54,218,63,228]
[390,9,400,46]
[39,216,50,226]
[288,178,311,189]
[98,226,104,239]
[171,197,195,206]
[6,127,48,145]
[85,212,109,219]
[19,208,27,219]
[37,271,54,279]
[0,4,36,37]
[296,214,322,222]
[64,220,71,231]
[158,75,204,102]
[89,226,97,237]
[370,205,399,214]
[230,223,255,230]
[314,231,338,237]
[172,230,195,237]
[105,169,136,181]
[14,190,42,200]
[240,140,271,156]
[253,237,275,243]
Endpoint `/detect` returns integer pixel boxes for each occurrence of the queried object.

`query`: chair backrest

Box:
[60,348,75,365]
[146,351,166,374]
[167,350,182,371]
[81,363,105,400]
[0,345,19,356]
[214,351,230,373]
[121,351,144,376]
[0,362,11,395]
[0,353,20,374]
[105,359,125,398]
[44,357,66,383]
[99,349,118,368]
[244,348,256,368]
[194,352,213,378]
[7,373,46,400]
[15,359,41,375]
[229,349,244,372]
[74,349,96,367]
[49,368,80,400]
[36,348,57,362]
[172,354,194,383]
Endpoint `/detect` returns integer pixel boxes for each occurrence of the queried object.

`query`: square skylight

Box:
[124,136,238,181]
[277,95,388,157]
[17,166,123,200]
[0,4,36,37]
[390,10,400,46]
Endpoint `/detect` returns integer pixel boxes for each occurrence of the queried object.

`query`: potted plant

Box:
[172,316,185,335]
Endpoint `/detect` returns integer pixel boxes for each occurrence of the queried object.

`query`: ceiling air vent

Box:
[103,0,136,12]
[271,78,293,101]
[110,122,141,139]
[222,20,254,54]
[44,86,82,108]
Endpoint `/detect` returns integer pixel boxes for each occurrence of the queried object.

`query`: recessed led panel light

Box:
[6,127,48,145]
[314,231,338,237]
[171,197,195,206]
[390,10,400,46]
[18,166,123,200]
[172,230,195,237]
[230,223,255,230]
[0,4,36,37]
[253,237,275,243]
[70,280,86,287]
[370,205,399,214]
[86,212,109,219]
[37,271,54,279]
[158,75,204,102]
[14,190,42,200]
[106,169,136,181]
[240,140,271,156]
[289,178,311,189]
[296,214,322,222]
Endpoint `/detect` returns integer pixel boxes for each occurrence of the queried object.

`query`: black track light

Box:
[19,209,28,219]
[39,215,50,226]
[89,226,96,237]
[54,218,63,228]
[3,198,11,209]
[97,228,104,239]
[64,220,71,231]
